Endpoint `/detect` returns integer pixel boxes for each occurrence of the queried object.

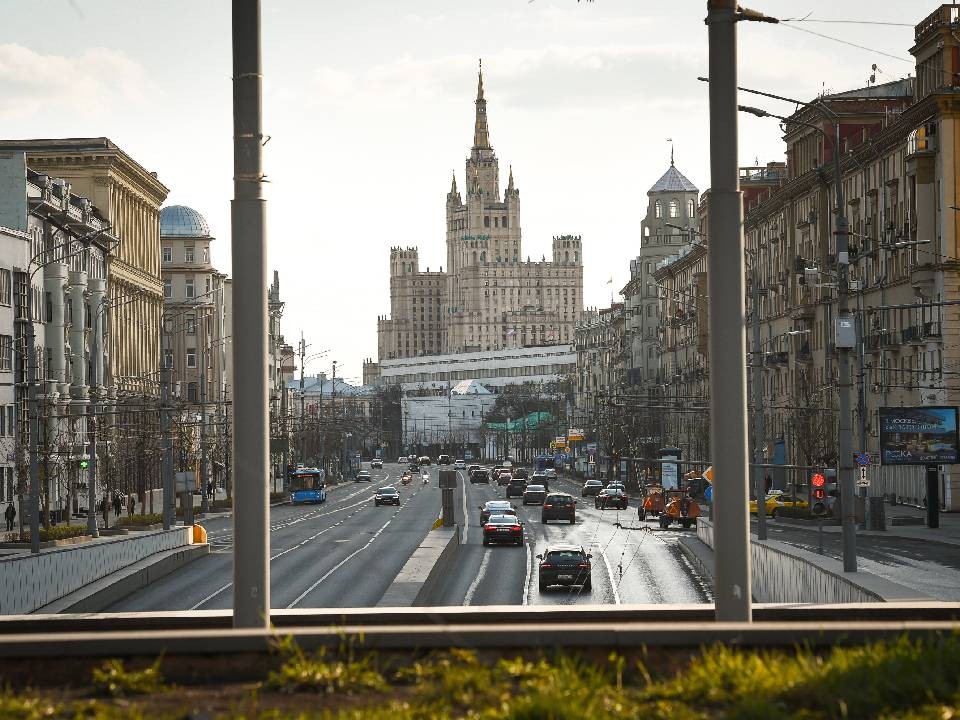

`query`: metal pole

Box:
[280,369,288,490]
[200,340,209,514]
[751,263,767,540]
[26,306,40,554]
[856,292,867,530]
[299,333,305,464]
[832,120,857,573]
[160,326,173,530]
[87,311,100,538]
[706,0,751,621]
[231,0,270,628]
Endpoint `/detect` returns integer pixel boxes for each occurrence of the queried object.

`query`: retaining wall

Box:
[696,518,927,603]
[0,527,192,615]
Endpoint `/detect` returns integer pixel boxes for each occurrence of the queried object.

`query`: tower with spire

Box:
[379,62,583,361]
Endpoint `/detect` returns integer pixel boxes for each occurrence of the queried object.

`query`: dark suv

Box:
[537,544,592,592]
[505,477,527,498]
[541,493,576,524]
[469,468,490,484]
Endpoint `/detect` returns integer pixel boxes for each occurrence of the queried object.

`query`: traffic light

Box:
[810,473,828,517]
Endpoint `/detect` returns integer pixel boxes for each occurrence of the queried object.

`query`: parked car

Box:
[454,459,466,470]
[595,488,628,510]
[469,469,490,484]
[541,493,576,524]
[522,484,547,505]
[370,459,383,469]
[374,486,400,506]
[479,500,517,524]
[505,477,528,498]
[438,454,452,465]
[538,544,592,591]
[483,514,524,546]
[581,479,603,497]
[356,470,372,482]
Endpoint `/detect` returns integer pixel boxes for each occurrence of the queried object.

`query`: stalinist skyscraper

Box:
[376,64,583,362]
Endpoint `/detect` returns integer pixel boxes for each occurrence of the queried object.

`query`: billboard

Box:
[567,428,585,441]
[879,406,959,465]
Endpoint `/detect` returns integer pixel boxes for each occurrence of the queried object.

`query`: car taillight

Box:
[511,525,521,531]
[543,504,553,508]
[484,524,494,531]
[540,563,551,568]
[578,563,590,569]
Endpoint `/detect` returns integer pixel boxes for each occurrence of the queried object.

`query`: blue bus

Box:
[289,468,326,505]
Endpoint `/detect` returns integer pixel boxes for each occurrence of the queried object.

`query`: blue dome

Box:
[160,205,210,237]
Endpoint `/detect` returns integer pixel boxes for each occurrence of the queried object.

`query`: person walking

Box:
[113,493,122,519]
[101,494,109,529]
[4,502,15,532]
[128,493,136,517]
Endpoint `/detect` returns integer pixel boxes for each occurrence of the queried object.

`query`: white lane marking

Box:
[286,517,392,608]
[522,537,534,605]
[600,548,622,605]
[462,548,491,606]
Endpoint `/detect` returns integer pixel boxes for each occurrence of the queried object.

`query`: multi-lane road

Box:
[107,463,711,611]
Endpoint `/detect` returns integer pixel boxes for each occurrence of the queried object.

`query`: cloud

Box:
[0,44,154,121]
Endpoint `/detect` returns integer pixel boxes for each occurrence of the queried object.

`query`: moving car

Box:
[370,459,383,469]
[530,472,550,492]
[469,468,490,484]
[398,457,407,464]
[581,479,603,497]
[356,470,372,482]
[541,493,576,524]
[511,467,529,480]
[749,491,809,518]
[505,477,527,498]
[606,481,625,491]
[496,471,512,486]
[408,461,420,473]
[467,464,481,474]
[479,500,517,524]
[454,459,466,470]
[545,469,558,480]
[595,488,628,510]
[483,514,524,546]
[538,544,592,591]
[438,454,452,465]
[374,486,400,506]
[418,456,432,466]
[522,483,547,505]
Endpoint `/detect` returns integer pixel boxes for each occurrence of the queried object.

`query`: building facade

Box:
[376,67,583,362]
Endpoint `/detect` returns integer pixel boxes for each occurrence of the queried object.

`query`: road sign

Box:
[856,466,870,488]
[855,452,871,467]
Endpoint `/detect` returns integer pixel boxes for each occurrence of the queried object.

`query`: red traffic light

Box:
[811,473,826,488]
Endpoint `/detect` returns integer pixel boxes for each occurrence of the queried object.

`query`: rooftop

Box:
[648,164,698,194]
[160,205,210,238]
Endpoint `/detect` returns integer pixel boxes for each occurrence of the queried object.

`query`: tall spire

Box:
[450,170,457,194]
[507,165,515,191]
[473,58,491,150]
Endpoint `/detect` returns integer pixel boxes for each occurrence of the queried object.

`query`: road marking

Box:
[462,548,490,606]
[522,538,534,605]
[600,548,622,604]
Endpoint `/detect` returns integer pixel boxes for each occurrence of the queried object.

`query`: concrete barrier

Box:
[696,518,928,603]
[378,525,460,607]
[0,527,192,615]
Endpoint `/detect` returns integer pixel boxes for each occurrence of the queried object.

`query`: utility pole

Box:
[706,0,752,622]
[25,297,40,554]
[200,339,209,514]
[751,261,768,540]
[298,332,305,464]
[87,301,102,538]
[332,360,338,476]
[231,0,270,628]
[160,330,173,531]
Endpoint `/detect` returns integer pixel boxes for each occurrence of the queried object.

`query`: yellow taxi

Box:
[749,491,808,518]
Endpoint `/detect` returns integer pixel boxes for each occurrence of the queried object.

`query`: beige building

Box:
[376,67,583,364]
[0,138,169,398]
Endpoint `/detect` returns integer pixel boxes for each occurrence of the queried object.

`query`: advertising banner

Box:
[879,406,959,465]
[567,428,585,441]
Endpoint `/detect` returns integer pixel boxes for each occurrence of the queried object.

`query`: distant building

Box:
[376,65,583,362]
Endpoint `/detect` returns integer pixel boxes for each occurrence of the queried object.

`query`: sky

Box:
[0,1,919,383]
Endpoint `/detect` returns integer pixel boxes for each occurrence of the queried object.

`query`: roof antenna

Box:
[666,137,674,166]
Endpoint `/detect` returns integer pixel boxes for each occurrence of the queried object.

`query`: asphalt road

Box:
[432,471,712,606]
[107,464,445,611]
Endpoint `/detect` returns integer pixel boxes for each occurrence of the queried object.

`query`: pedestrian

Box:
[101,495,109,528]
[129,494,136,517]
[764,474,773,494]
[4,502,15,532]
[113,493,122,518]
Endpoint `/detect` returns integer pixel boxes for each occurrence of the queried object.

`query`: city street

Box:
[107,464,711,610]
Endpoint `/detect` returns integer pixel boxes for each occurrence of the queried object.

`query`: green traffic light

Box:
[79,459,89,469]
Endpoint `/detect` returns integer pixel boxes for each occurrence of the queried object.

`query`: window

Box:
[484,216,490,228]
[185,247,195,263]
[205,277,211,295]
[202,247,209,263]
[0,269,11,306]
[162,247,172,263]
[687,199,695,218]
[5,406,11,437]
[163,348,173,369]
[0,336,10,371]
[187,382,198,403]
[655,200,662,218]
[185,279,195,299]
[669,199,679,218]
[163,279,172,298]
[186,315,196,334]
[186,348,197,368]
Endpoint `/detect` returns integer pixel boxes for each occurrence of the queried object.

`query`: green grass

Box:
[115,513,164,527]
[2,633,960,718]
[13,524,90,542]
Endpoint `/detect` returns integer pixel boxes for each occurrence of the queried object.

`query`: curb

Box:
[35,543,210,614]
[677,535,714,590]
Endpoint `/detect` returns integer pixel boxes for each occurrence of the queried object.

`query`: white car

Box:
[454,459,466,470]
[545,469,558,479]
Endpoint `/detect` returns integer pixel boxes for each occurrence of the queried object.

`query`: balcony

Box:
[765,351,789,367]
[865,331,894,353]
[790,303,816,321]
[900,325,924,345]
